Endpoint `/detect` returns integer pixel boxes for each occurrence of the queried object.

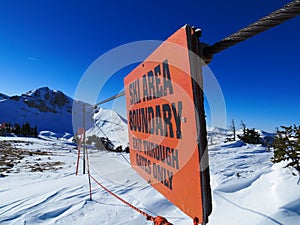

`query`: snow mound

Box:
[39,131,73,141]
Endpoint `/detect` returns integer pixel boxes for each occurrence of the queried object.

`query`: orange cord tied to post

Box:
[154,216,173,225]
[193,217,199,225]
[89,174,174,224]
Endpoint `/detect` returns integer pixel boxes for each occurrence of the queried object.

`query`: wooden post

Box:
[82,105,86,174]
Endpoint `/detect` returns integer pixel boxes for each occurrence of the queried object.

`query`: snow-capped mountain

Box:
[0,93,8,101]
[0,87,129,146]
[0,87,74,135]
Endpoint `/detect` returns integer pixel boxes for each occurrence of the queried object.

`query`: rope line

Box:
[77,150,164,223]
[87,150,162,217]
[89,174,173,225]
[119,152,131,165]
[88,161,158,216]
[203,0,300,62]
[88,152,145,188]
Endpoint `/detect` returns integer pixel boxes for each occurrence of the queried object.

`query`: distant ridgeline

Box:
[0,122,38,137]
[0,87,93,135]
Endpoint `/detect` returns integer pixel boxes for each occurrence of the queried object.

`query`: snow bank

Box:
[1,137,299,225]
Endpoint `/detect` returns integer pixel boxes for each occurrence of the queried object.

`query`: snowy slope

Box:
[85,108,128,148]
[1,135,299,225]
[207,127,229,145]
[207,127,275,146]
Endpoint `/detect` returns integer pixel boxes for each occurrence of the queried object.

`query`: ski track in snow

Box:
[0,136,300,225]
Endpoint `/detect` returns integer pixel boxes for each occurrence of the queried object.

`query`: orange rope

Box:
[89,174,173,225]
[154,216,173,225]
[193,217,199,225]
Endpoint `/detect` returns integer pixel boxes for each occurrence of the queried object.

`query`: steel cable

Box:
[203,0,300,62]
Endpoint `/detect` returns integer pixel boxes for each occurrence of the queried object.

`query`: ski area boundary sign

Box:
[124,25,212,223]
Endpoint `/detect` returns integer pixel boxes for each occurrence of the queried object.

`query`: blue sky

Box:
[0,0,299,132]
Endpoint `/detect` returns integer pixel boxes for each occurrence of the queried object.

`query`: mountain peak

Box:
[0,93,8,100]
[25,87,63,98]
[0,87,74,134]
[21,87,72,109]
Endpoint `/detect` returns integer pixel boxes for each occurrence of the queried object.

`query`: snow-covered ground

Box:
[0,135,299,225]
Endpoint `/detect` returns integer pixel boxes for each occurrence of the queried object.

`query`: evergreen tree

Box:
[14,123,21,135]
[5,122,12,133]
[33,125,38,137]
[238,122,261,144]
[124,146,130,153]
[115,145,123,152]
[23,121,31,136]
[271,125,300,171]
[21,123,28,136]
[0,123,4,135]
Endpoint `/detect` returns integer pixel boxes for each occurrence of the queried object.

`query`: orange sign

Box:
[124,25,212,223]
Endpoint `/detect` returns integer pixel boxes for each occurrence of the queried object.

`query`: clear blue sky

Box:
[0,0,299,132]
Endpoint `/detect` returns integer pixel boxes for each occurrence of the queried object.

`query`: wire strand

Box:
[94,91,125,107]
[203,0,300,62]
